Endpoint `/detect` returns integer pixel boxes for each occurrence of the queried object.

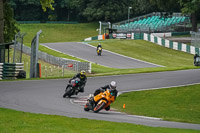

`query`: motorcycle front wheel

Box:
[93,102,106,113]
[63,86,72,98]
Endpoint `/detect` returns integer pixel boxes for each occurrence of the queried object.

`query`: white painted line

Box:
[73,100,87,103]
[127,114,162,120]
[82,42,164,67]
[71,97,162,120]
[41,43,111,68]
[118,82,200,96]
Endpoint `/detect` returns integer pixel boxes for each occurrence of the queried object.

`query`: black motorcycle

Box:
[63,78,81,98]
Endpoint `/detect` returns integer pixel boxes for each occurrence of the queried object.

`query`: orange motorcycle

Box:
[84,89,116,113]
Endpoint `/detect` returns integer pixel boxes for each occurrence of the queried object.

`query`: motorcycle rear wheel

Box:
[93,102,106,113]
[84,104,90,111]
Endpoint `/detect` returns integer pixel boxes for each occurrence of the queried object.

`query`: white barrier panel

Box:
[150,35,154,43]
[144,33,148,41]
[190,46,195,54]
[173,42,178,50]
[182,44,187,52]
[84,37,92,41]
[165,40,170,48]
[157,37,162,45]
[152,32,172,37]
[98,35,103,40]
[131,33,134,39]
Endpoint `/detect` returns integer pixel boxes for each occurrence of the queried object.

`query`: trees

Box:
[179,0,200,31]
[40,0,55,11]
[0,0,55,43]
[0,0,4,43]
[150,0,200,32]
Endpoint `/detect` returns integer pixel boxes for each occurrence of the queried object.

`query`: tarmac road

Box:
[42,42,162,69]
[0,69,200,130]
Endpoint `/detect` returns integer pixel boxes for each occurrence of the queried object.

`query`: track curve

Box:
[41,42,161,68]
[0,69,200,130]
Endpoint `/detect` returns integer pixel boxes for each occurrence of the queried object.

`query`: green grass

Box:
[9,49,76,79]
[112,84,200,124]
[2,23,199,132]
[20,23,99,44]
[19,23,199,77]
[89,39,194,67]
[0,108,199,133]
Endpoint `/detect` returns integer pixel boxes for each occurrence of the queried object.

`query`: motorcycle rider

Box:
[89,81,118,111]
[69,70,87,93]
[96,43,102,51]
[194,52,199,65]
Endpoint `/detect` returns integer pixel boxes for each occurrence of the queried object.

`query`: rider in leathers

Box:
[194,53,199,65]
[96,43,102,51]
[69,70,87,93]
[91,81,118,111]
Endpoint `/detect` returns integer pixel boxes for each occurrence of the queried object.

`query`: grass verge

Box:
[112,84,200,124]
[19,24,200,78]
[0,107,199,133]
[20,23,99,43]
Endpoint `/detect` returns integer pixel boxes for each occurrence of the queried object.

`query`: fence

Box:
[13,44,91,73]
[191,32,200,49]
[143,33,199,55]
[13,32,26,63]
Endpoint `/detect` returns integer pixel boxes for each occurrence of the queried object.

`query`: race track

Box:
[0,69,200,130]
[42,42,161,69]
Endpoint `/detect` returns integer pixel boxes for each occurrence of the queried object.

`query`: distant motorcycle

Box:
[97,47,102,56]
[84,89,116,113]
[63,78,81,98]
[194,57,200,66]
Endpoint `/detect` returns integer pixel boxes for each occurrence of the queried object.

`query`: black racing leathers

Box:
[194,54,199,64]
[96,45,102,51]
[70,73,87,92]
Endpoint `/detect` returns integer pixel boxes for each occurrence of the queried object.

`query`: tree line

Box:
[0,0,200,43]
[9,0,158,22]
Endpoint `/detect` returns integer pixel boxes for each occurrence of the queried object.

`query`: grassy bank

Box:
[88,39,194,67]
[0,107,199,133]
[19,23,199,77]
[20,23,99,44]
[112,84,200,124]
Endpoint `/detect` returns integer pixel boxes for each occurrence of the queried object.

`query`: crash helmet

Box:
[80,70,86,78]
[110,81,117,91]
[98,43,101,46]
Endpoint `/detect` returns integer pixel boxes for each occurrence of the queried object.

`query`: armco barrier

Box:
[3,63,24,80]
[143,33,200,55]
[0,63,3,80]
[12,44,91,73]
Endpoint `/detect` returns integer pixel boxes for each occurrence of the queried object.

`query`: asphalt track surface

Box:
[42,42,162,69]
[0,69,200,130]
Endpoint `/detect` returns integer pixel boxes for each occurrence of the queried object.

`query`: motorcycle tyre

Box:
[93,102,106,113]
[63,86,72,98]
[84,103,90,111]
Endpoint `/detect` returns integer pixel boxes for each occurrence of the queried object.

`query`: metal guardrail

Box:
[12,44,91,73]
